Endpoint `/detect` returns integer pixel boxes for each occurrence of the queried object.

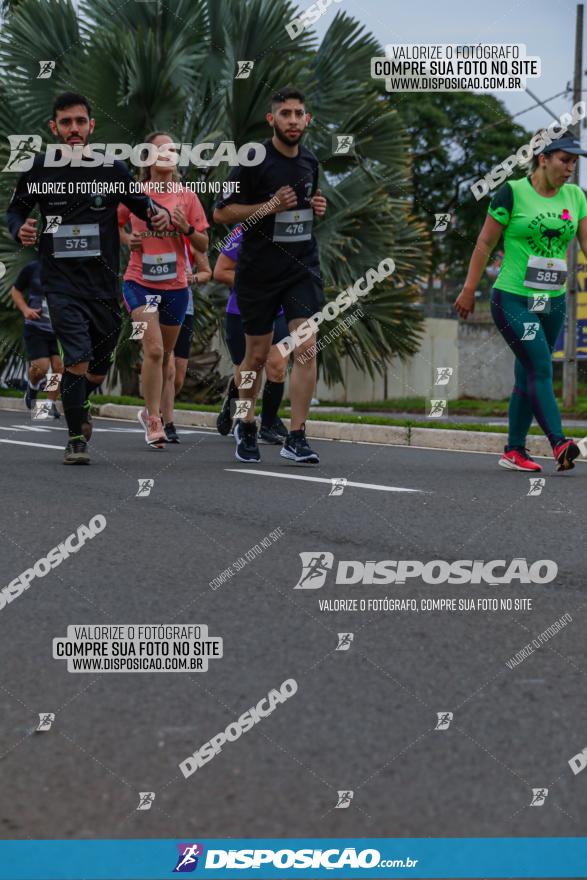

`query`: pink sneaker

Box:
[138,408,165,448]
[498,447,542,472]
[553,439,579,472]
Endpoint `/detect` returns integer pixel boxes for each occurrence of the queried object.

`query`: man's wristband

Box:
[186,225,195,236]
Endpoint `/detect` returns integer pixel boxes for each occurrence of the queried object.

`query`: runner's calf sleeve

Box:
[261,380,285,427]
[84,377,101,400]
[228,377,239,400]
[61,370,87,438]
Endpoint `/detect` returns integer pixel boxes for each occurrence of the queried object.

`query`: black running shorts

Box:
[224,312,289,365]
[236,276,325,336]
[23,325,60,361]
[46,293,121,374]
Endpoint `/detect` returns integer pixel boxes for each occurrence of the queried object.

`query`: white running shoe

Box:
[138,407,166,448]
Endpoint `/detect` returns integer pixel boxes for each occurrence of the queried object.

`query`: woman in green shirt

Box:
[456,131,587,472]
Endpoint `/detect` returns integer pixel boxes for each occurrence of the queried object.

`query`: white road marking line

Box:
[0,439,63,450]
[9,424,51,432]
[225,469,424,493]
[93,415,215,433]
[6,422,206,435]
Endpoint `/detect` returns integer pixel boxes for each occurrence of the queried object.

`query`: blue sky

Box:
[313,0,583,135]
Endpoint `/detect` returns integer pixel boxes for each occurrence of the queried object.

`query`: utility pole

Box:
[525,87,561,122]
[563,3,583,407]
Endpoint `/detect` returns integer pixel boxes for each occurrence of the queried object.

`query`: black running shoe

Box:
[280,425,319,464]
[63,437,90,465]
[217,379,238,436]
[216,395,232,435]
[164,421,180,443]
[81,402,93,442]
[271,417,288,439]
[234,419,260,462]
[259,423,285,445]
[49,402,60,419]
[24,383,38,410]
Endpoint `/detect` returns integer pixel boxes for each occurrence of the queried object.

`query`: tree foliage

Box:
[0,0,430,390]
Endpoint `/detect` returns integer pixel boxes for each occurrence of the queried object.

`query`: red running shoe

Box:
[498,446,543,472]
[553,439,580,472]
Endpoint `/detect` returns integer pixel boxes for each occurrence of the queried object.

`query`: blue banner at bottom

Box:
[0,838,586,879]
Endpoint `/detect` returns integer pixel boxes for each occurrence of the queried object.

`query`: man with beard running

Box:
[213,86,327,463]
[7,92,171,464]
[214,224,290,444]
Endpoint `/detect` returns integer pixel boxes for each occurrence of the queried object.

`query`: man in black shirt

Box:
[6,91,171,464]
[11,258,62,417]
[214,86,327,464]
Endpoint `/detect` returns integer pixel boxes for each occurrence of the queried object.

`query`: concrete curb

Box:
[410,426,550,457]
[0,397,556,457]
[0,397,27,413]
[97,402,509,453]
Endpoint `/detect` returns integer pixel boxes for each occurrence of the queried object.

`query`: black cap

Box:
[542,133,587,156]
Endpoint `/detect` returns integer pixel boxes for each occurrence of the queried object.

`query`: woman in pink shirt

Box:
[118,131,209,447]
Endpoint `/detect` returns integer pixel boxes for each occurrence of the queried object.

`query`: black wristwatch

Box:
[185,225,195,236]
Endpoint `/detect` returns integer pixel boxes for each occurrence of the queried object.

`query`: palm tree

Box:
[0,0,430,393]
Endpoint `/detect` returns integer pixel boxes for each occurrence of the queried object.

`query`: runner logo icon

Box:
[45,215,62,233]
[136,479,154,497]
[235,61,254,79]
[336,632,354,651]
[130,321,148,340]
[143,294,161,313]
[2,135,42,172]
[36,713,55,732]
[45,373,61,392]
[238,370,256,389]
[32,401,53,420]
[173,843,204,872]
[435,711,453,730]
[294,552,334,589]
[37,61,56,79]
[530,788,548,806]
[333,135,354,155]
[335,790,354,808]
[433,213,451,232]
[527,478,545,496]
[529,294,549,313]
[428,399,447,418]
[136,792,155,810]
[232,400,253,420]
[435,367,453,385]
[522,322,539,340]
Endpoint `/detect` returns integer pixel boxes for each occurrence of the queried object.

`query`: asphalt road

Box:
[1,406,587,848]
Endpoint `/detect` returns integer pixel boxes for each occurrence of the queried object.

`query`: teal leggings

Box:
[490,288,566,449]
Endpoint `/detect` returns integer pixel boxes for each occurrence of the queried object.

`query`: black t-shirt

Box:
[14,260,53,333]
[6,153,157,299]
[216,139,321,289]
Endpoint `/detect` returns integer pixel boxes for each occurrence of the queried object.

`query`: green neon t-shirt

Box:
[487,177,587,297]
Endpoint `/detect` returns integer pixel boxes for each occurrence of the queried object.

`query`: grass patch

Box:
[330,394,587,419]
